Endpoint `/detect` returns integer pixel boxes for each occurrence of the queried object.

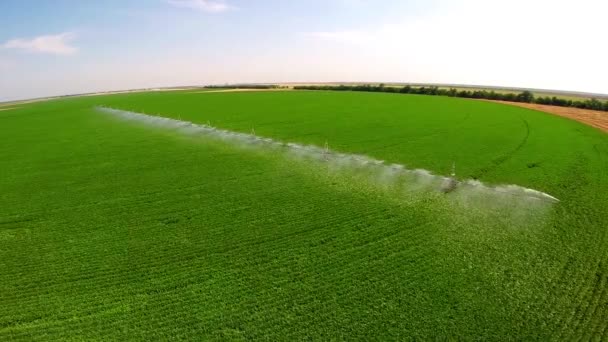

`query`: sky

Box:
[1,0,607,101]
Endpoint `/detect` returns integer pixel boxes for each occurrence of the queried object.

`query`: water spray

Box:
[96,106,560,205]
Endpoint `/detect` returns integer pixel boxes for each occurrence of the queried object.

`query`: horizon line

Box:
[3,82,608,105]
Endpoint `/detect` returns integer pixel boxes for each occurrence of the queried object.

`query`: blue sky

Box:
[1,0,607,101]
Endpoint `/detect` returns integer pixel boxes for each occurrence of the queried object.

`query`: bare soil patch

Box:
[487,101,608,133]
[0,107,20,111]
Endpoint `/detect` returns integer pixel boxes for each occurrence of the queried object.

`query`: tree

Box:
[400,85,412,94]
[516,91,534,103]
[587,98,603,111]
[291,85,608,112]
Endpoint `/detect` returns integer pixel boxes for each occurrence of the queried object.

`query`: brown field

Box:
[489,101,608,133]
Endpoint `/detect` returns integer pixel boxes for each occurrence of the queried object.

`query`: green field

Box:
[1,90,607,340]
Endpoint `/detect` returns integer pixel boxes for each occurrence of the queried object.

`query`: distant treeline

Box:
[294,84,608,112]
[204,84,284,89]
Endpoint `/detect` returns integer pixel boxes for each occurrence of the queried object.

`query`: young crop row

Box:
[1,92,607,339]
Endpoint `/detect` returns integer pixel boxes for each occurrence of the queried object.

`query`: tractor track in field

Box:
[363,113,472,156]
[471,117,530,179]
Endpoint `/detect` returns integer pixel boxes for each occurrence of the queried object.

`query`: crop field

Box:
[1,90,608,340]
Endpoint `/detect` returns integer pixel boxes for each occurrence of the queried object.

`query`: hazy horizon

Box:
[2,0,607,102]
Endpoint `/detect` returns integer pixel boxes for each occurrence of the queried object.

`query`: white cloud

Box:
[167,0,235,13]
[2,32,77,55]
